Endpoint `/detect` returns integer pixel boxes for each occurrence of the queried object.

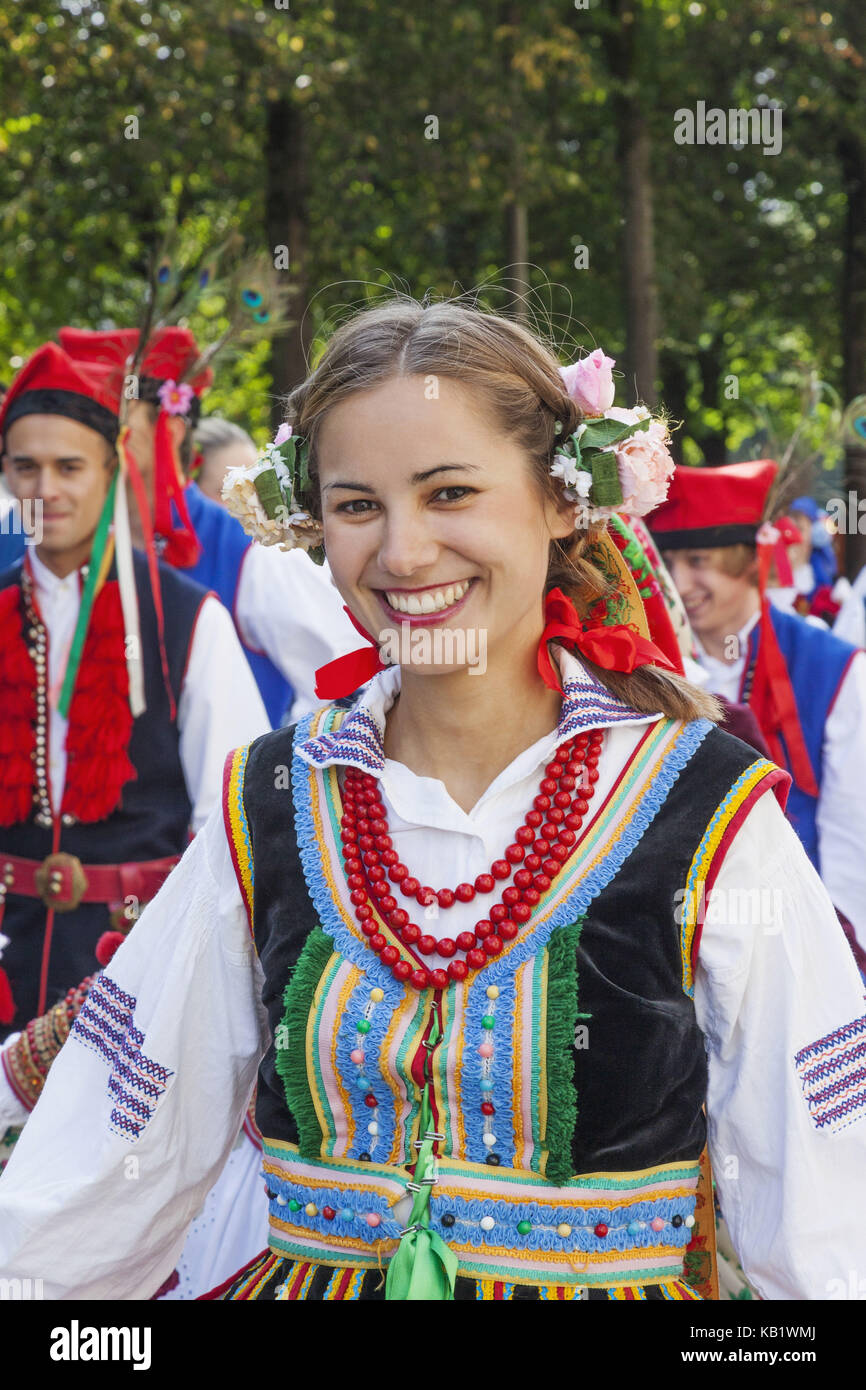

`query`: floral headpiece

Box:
[222,421,325,559]
[553,349,675,527]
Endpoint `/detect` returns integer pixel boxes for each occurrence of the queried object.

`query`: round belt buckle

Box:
[34,853,88,912]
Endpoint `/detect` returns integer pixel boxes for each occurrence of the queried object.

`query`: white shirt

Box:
[233,545,362,722]
[1,651,864,1300]
[696,612,866,948]
[27,548,269,832]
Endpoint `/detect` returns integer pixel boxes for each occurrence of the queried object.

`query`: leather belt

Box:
[0,852,181,913]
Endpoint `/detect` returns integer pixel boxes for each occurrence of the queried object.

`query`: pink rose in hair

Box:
[611,419,675,517]
[559,350,616,416]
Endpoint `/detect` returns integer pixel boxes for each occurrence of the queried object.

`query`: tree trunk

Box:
[605,1,659,407]
[659,347,689,464]
[501,2,530,323]
[265,97,309,427]
[504,200,530,323]
[839,131,866,578]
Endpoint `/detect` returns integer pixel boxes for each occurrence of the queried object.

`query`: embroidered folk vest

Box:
[224,708,785,1291]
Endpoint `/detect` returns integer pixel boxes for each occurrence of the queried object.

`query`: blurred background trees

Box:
[1,0,863,561]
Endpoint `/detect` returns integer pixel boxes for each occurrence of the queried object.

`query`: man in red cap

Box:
[0,341,269,1043]
[58,326,358,728]
[650,461,866,967]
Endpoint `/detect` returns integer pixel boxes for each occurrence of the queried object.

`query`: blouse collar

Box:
[296,646,661,774]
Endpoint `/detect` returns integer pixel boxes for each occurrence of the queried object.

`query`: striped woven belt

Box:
[261,1140,700,1289]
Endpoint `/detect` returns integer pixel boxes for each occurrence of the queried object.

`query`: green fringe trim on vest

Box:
[275,925,334,1160]
[543,914,588,1186]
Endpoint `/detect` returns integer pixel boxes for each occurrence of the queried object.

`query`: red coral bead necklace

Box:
[340,728,604,991]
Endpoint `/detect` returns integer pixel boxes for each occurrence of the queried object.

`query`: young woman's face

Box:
[316,374,574,677]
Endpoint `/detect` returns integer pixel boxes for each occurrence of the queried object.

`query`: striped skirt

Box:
[206,1249,704,1301]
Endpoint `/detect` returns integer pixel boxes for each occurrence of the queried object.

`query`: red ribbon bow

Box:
[313,588,676,702]
[314,607,388,700]
[537,587,677,692]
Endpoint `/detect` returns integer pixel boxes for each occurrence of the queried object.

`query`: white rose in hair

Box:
[550,452,580,487]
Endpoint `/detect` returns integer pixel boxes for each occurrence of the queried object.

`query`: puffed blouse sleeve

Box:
[694,788,866,1301]
[0,802,269,1299]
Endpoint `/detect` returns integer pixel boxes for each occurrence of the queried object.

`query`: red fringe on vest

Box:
[0,581,137,827]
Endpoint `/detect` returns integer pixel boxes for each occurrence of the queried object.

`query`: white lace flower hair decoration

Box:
[221,422,325,559]
[553,349,676,527]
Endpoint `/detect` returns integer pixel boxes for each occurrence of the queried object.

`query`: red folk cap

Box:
[648,460,778,550]
[0,342,120,445]
[58,326,214,397]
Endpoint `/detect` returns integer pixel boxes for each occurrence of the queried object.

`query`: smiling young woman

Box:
[1,297,864,1303]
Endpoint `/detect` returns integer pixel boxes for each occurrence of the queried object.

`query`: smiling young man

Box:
[0,342,268,1046]
[650,459,866,966]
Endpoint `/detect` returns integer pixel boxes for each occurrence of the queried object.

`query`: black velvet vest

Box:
[0,551,206,1038]
[238,717,767,1177]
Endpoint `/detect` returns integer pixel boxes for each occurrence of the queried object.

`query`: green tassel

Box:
[275,926,335,1159]
[253,468,284,520]
[544,914,588,1186]
[57,473,117,720]
[588,450,624,509]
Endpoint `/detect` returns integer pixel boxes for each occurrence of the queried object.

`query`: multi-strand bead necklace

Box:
[340,728,604,990]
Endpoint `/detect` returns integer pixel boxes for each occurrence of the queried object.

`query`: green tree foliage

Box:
[0,0,862,474]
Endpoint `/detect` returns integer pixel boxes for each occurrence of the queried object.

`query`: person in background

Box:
[0,330,361,727]
[769,495,866,648]
[193,417,258,505]
[652,460,866,971]
[61,326,360,727]
[0,340,269,1043]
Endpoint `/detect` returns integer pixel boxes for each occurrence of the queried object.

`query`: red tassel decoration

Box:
[0,579,137,827]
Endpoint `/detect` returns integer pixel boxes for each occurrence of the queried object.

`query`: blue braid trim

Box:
[336,972,401,1163]
[463,962,516,1168]
[263,1163,696,1260]
[265,1165,404,1246]
[291,713,414,989]
[482,718,712,980]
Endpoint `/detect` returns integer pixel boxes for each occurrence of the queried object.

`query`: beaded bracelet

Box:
[2,1031,45,1111]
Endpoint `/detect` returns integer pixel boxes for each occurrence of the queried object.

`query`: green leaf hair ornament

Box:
[222,423,325,561]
